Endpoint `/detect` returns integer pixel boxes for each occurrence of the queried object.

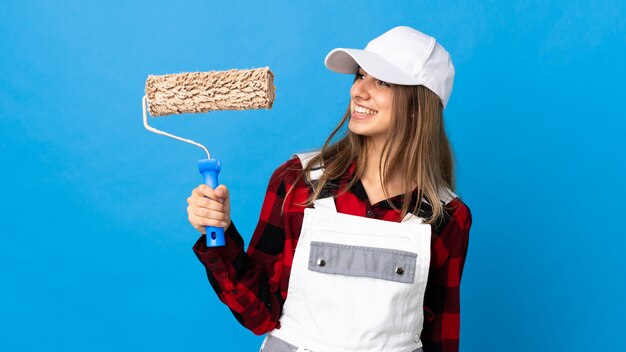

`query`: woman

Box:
[187,26,472,352]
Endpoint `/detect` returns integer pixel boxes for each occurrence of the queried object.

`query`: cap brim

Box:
[324,48,420,85]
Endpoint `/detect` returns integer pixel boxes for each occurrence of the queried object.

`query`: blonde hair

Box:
[284,72,456,225]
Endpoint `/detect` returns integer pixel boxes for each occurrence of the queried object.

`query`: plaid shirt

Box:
[193,156,472,352]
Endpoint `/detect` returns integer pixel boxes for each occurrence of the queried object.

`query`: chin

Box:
[349,119,379,135]
[348,122,368,136]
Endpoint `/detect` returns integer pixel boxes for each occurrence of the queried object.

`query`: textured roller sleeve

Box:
[145,67,276,117]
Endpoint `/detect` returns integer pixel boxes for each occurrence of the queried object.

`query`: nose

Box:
[351,76,371,101]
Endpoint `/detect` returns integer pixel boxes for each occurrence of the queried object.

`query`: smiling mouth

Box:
[353,105,378,115]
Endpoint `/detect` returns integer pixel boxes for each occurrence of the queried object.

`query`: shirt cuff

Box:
[192,221,244,271]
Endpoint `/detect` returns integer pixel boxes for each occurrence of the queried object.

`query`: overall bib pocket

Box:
[308,241,417,284]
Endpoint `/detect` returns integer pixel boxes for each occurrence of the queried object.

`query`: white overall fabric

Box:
[263,152,433,352]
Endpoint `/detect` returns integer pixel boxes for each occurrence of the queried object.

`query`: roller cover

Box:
[145,67,275,117]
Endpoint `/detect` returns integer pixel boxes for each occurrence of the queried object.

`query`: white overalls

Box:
[260,152,444,352]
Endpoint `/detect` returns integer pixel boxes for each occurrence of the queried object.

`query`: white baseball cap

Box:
[324,26,455,108]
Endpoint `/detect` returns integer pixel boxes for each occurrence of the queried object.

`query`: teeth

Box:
[355,106,377,115]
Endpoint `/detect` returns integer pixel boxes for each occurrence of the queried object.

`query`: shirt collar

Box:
[337,161,433,216]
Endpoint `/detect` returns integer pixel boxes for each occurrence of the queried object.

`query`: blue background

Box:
[1,0,625,350]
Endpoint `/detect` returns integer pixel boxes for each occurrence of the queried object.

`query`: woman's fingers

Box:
[214,185,229,200]
[192,184,226,203]
[187,195,225,212]
[187,184,231,234]
[214,185,231,220]
[188,213,228,228]
[187,205,227,222]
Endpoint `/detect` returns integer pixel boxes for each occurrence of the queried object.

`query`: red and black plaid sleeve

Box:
[421,198,472,352]
[192,157,309,335]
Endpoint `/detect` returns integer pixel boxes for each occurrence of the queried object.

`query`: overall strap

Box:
[294,150,337,212]
[313,197,337,211]
[418,187,458,207]
[403,187,457,224]
[293,151,324,182]
[402,212,424,224]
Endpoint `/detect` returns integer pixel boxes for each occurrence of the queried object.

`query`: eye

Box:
[377,80,390,87]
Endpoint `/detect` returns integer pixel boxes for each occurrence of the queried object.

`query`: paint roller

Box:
[142,67,276,247]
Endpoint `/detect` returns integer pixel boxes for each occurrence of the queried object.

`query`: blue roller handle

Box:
[197,158,225,247]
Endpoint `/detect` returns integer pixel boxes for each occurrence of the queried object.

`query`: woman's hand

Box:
[187,184,231,235]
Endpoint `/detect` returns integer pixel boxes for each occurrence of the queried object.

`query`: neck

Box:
[362,138,401,189]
